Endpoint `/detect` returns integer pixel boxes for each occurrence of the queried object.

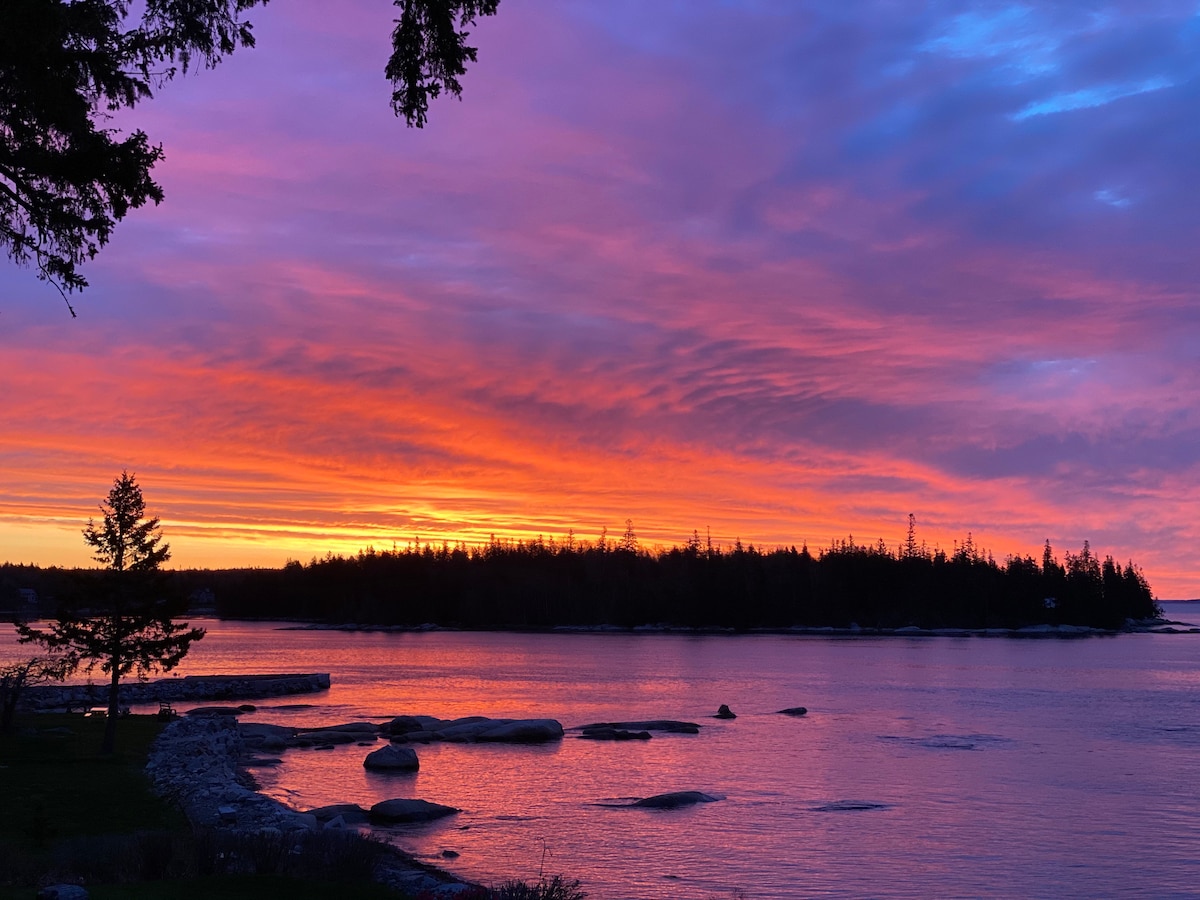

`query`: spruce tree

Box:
[18,472,204,753]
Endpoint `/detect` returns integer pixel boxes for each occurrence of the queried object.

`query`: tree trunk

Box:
[0,674,22,733]
[102,667,120,754]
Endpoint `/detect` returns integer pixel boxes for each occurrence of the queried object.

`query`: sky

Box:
[2,1,1198,597]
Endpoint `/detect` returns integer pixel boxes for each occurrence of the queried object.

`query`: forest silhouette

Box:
[7,519,1155,631]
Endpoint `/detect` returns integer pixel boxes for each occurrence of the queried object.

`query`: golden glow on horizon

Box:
[3,321,1195,597]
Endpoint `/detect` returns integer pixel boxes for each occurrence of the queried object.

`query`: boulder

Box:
[476,719,564,743]
[364,744,420,772]
[714,705,736,719]
[778,706,808,717]
[369,798,460,824]
[308,803,370,824]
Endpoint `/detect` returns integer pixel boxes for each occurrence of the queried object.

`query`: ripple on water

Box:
[810,799,892,812]
[878,733,1014,751]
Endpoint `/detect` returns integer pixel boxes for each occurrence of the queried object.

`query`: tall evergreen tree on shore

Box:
[17,472,204,752]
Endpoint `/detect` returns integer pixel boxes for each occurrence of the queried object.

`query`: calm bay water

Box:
[5,605,1200,898]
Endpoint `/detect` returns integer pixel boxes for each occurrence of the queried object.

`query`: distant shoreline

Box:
[272,616,1200,637]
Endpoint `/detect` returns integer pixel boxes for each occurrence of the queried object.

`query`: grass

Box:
[0,713,182,845]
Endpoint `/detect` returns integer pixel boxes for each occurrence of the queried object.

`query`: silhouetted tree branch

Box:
[2,0,501,302]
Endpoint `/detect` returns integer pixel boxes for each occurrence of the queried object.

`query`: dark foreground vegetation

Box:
[0,713,585,899]
[4,524,1159,632]
[0,713,394,899]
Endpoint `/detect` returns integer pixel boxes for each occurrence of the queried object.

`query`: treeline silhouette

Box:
[169,521,1158,630]
[3,522,1159,630]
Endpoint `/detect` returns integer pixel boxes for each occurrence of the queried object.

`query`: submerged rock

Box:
[777,707,808,717]
[577,727,651,741]
[632,791,720,808]
[715,705,736,719]
[597,791,720,809]
[370,798,461,824]
[812,800,890,812]
[364,744,420,772]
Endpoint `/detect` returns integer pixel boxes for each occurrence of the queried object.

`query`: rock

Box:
[476,719,564,743]
[240,722,294,751]
[715,705,736,719]
[387,716,567,744]
[778,706,808,716]
[243,756,283,767]
[386,715,439,736]
[237,704,257,712]
[308,721,380,734]
[37,886,88,900]
[578,720,700,735]
[633,791,720,809]
[364,744,420,772]
[308,803,370,824]
[433,721,495,742]
[294,729,361,746]
[442,849,460,858]
[391,730,437,743]
[577,727,651,741]
[370,798,461,824]
[186,706,244,716]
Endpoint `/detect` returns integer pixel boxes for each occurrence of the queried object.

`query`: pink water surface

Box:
[5,609,1200,898]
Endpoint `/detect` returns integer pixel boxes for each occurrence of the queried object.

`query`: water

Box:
[5,605,1200,898]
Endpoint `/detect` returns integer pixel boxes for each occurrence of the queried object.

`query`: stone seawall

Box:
[21,673,330,711]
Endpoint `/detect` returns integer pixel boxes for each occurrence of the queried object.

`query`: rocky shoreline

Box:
[145,714,475,896]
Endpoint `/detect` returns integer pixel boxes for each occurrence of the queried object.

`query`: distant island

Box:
[3,523,1160,631]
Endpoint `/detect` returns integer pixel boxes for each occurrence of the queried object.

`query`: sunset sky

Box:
[2,1,1198,597]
